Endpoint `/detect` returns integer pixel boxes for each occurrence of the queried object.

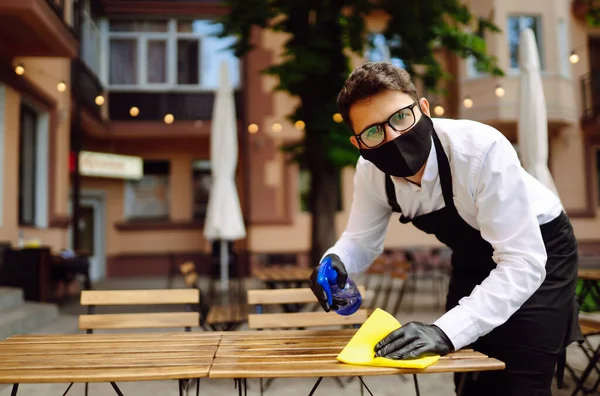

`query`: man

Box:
[309,62,581,395]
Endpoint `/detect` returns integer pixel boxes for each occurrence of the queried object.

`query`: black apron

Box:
[385,131,582,396]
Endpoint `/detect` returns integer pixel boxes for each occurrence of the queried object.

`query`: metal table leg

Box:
[307,377,323,396]
[10,384,18,396]
[110,382,125,396]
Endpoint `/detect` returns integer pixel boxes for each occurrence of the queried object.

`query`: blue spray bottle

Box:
[317,256,362,316]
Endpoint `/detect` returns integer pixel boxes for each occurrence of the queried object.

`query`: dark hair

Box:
[337,62,419,129]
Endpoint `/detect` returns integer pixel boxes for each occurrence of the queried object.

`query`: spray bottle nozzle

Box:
[317,256,339,308]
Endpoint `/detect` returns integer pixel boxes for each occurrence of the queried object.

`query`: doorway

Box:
[68,193,106,282]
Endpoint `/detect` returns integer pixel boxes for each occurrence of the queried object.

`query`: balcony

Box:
[0,0,78,58]
[72,59,103,120]
[108,91,244,122]
[98,0,227,15]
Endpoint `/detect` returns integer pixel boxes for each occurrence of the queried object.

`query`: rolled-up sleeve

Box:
[323,158,392,274]
[434,138,547,350]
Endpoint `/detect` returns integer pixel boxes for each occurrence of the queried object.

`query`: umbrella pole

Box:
[220,240,229,296]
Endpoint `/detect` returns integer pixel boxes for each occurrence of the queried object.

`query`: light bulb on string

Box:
[57,81,67,92]
[463,96,473,109]
[272,122,282,133]
[164,114,174,124]
[129,107,140,117]
[495,85,505,98]
[333,113,343,123]
[248,123,259,134]
[95,95,105,106]
[294,120,305,130]
[14,65,25,75]
[433,105,445,116]
[569,50,579,64]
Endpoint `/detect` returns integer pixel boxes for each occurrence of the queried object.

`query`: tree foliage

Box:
[218,0,502,169]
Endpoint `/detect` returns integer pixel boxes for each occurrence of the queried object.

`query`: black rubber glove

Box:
[309,254,348,312]
[374,321,454,359]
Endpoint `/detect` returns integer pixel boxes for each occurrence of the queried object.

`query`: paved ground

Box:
[0,276,597,395]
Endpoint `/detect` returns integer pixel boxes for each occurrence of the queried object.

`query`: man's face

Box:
[348,90,430,150]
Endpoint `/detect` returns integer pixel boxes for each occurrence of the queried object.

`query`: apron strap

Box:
[385,174,402,213]
[432,131,455,208]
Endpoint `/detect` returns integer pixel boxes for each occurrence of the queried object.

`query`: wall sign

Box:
[78,151,143,180]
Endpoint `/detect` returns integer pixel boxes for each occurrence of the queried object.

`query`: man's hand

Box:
[309,254,348,312]
[374,322,454,359]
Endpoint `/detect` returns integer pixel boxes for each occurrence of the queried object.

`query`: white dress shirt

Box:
[324,118,564,351]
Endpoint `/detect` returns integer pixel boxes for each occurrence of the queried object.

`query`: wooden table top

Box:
[0,332,223,384]
[252,265,312,283]
[210,329,505,379]
[578,269,600,281]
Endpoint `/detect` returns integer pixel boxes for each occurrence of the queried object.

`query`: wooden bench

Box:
[79,289,201,333]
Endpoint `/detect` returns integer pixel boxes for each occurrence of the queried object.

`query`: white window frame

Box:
[101,18,238,92]
[558,18,571,78]
[507,14,544,74]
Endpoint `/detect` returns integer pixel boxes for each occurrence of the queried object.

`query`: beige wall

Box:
[247,4,600,255]
[0,57,71,249]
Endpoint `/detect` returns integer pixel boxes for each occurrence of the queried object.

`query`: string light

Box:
[333,113,343,123]
[129,107,139,117]
[271,122,282,133]
[14,65,25,76]
[433,105,445,116]
[164,114,174,124]
[57,81,67,92]
[95,95,105,106]
[569,50,579,64]
[495,85,505,98]
[248,123,259,134]
[294,120,305,130]
[463,96,473,108]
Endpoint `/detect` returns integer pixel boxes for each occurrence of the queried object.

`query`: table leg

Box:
[10,384,18,396]
[307,377,323,396]
[358,377,374,396]
[196,378,200,396]
[110,382,125,396]
[61,382,74,396]
[179,379,183,396]
[456,373,468,396]
[413,374,420,396]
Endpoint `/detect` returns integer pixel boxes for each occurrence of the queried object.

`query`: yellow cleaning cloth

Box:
[337,308,440,369]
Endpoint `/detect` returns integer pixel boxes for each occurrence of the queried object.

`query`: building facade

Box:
[0,0,597,280]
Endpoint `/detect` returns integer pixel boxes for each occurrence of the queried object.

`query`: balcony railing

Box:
[108,91,244,121]
[72,59,104,120]
[581,72,600,122]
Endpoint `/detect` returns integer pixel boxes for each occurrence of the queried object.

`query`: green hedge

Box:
[577,279,600,313]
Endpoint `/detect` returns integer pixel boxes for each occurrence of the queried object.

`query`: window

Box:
[106,19,239,90]
[558,18,570,78]
[507,15,543,70]
[299,167,342,213]
[18,103,37,226]
[366,33,405,68]
[125,160,170,220]
[192,160,211,221]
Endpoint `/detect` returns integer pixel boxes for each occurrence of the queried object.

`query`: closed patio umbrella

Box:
[517,27,560,197]
[203,61,246,292]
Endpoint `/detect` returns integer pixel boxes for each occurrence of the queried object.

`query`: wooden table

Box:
[0,332,222,396]
[210,329,505,396]
[252,265,312,287]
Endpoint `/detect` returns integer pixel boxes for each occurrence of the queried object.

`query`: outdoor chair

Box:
[78,289,202,396]
[565,317,600,395]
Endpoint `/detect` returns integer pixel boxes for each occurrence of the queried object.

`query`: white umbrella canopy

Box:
[517,28,560,198]
[203,61,246,292]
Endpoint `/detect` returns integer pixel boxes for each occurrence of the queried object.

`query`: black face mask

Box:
[360,115,434,177]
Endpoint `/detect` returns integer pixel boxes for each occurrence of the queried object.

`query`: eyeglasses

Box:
[355,102,419,148]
